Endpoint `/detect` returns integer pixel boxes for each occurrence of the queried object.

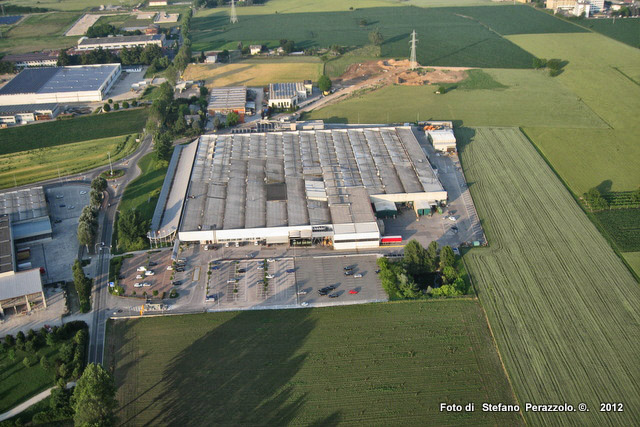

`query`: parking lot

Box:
[294,255,386,306]
[118,251,175,299]
[22,184,90,284]
[206,258,297,309]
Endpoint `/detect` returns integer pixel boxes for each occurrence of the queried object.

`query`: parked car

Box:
[137,266,147,272]
[211,265,220,270]
[238,268,247,273]
[349,289,359,294]
[266,274,275,279]
[448,216,457,221]
[301,302,309,306]
[172,281,182,286]
[136,274,143,279]
[175,268,185,272]
[59,204,66,208]
[267,258,275,263]
[344,270,353,276]
[54,219,62,224]
[286,269,295,273]
[344,265,355,271]
[142,283,151,287]
[257,265,264,270]
[167,265,173,270]
[149,261,157,266]
[134,283,142,288]
[328,293,339,298]
[353,273,363,278]
[375,269,381,274]
[297,290,307,295]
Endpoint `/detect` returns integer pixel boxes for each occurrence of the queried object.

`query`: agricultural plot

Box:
[509,32,640,194]
[192,6,550,68]
[307,68,606,128]
[2,0,140,12]
[580,18,640,49]
[105,301,523,426]
[459,127,640,426]
[182,59,323,87]
[623,252,640,278]
[0,109,148,155]
[195,0,402,17]
[0,134,138,190]
[593,209,640,252]
[0,12,79,54]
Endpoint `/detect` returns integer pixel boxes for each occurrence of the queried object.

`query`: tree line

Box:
[377,240,470,299]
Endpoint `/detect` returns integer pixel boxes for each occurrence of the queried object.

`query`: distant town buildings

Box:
[546,0,605,15]
[250,45,262,55]
[149,0,169,6]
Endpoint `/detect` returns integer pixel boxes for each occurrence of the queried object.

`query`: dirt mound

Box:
[338,59,469,87]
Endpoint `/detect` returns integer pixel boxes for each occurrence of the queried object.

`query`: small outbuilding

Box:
[427,129,457,152]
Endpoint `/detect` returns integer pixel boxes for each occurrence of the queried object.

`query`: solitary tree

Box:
[226,111,239,127]
[103,103,111,112]
[72,363,118,427]
[318,75,332,93]
[369,28,384,46]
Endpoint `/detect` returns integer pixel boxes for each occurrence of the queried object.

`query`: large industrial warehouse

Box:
[150,126,447,250]
[0,64,121,105]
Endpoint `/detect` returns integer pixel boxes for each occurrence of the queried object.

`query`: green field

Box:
[192,5,583,68]
[0,109,148,156]
[509,32,640,194]
[105,300,523,425]
[119,151,170,224]
[0,134,138,189]
[580,18,640,49]
[593,209,640,252]
[0,12,78,54]
[3,0,140,12]
[458,127,640,426]
[307,68,606,128]
[623,252,640,277]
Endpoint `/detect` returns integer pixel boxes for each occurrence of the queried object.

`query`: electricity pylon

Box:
[230,0,238,24]
[409,30,418,69]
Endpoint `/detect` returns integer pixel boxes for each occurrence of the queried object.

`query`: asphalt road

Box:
[87,133,154,365]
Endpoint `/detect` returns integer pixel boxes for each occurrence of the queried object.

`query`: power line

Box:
[230,0,238,24]
[409,30,418,69]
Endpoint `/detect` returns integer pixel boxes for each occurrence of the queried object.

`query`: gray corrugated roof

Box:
[0,65,119,95]
[208,87,246,111]
[0,103,58,115]
[0,269,43,301]
[79,34,164,46]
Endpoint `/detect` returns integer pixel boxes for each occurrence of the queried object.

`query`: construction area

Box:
[336,60,470,87]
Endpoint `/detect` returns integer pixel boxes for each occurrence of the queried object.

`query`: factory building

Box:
[2,52,60,68]
[0,64,121,105]
[0,103,59,125]
[207,87,247,121]
[150,126,447,250]
[76,34,165,51]
[424,121,457,152]
[268,82,310,108]
[0,187,52,245]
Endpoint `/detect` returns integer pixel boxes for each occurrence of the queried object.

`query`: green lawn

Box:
[0,12,79,54]
[623,252,640,278]
[192,5,581,68]
[0,134,139,190]
[0,109,148,156]
[458,127,640,426]
[509,32,640,193]
[119,150,171,225]
[105,300,523,425]
[580,18,640,49]
[307,68,606,128]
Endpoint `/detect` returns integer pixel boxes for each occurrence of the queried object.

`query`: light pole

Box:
[108,152,113,177]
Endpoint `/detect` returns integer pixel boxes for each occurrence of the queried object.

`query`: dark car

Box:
[172,280,182,286]
[318,289,329,296]
[285,269,295,273]
[344,270,353,276]
[343,265,355,271]
[328,293,339,298]
[375,269,381,274]
[59,204,66,208]
[211,266,220,270]
[175,268,185,272]
[54,219,62,224]
[238,268,247,273]
[149,261,157,266]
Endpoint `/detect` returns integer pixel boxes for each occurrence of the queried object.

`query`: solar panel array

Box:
[0,65,119,95]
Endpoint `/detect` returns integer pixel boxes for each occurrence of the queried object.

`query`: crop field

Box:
[580,18,640,49]
[105,301,523,425]
[458,127,640,426]
[182,59,323,87]
[593,209,640,252]
[0,134,138,189]
[307,68,606,128]
[2,0,140,12]
[0,12,78,54]
[508,32,640,194]
[191,5,581,68]
[623,252,640,277]
[0,109,148,156]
